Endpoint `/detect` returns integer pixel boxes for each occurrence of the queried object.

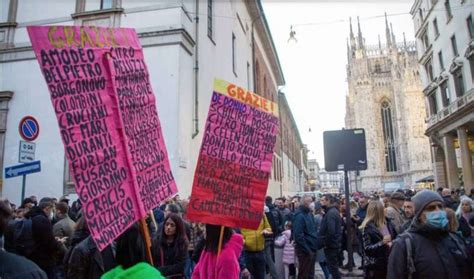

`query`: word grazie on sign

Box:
[187,79,279,230]
[28,26,176,251]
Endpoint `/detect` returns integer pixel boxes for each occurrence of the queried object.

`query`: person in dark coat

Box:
[152,213,189,277]
[400,197,415,233]
[442,188,459,211]
[359,200,397,279]
[64,217,115,279]
[387,190,472,279]
[316,194,342,279]
[0,198,47,279]
[25,198,66,278]
[293,194,318,279]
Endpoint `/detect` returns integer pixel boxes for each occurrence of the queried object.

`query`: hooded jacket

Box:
[387,221,472,279]
[274,229,295,264]
[192,233,243,279]
[241,215,271,252]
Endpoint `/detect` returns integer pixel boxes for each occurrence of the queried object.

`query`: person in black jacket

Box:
[0,198,47,279]
[317,194,342,279]
[25,198,66,278]
[293,194,318,279]
[387,190,472,279]
[152,213,188,277]
[359,200,397,279]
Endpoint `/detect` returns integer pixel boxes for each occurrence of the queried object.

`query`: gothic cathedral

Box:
[345,15,432,192]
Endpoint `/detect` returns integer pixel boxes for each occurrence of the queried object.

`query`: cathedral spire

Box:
[390,23,396,50]
[347,38,351,61]
[403,32,407,49]
[378,34,382,50]
[385,12,392,48]
[349,17,356,49]
[357,16,364,49]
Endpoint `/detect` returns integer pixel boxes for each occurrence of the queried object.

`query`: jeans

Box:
[245,251,266,279]
[184,255,194,279]
[324,248,341,279]
[265,242,278,279]
[296,249,316,279]
[318,262,330,279]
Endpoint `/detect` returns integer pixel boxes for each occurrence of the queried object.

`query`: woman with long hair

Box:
[192,224,243,278]
[456,197,474,257]
[152,213,189,278]
[360,200,397,279]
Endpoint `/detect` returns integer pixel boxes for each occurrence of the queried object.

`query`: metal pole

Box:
[21,175,26,202]
[344,170,354,271]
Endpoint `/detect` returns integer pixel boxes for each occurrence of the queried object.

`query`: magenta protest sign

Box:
[27,26,177,250]
[187,79,279,230]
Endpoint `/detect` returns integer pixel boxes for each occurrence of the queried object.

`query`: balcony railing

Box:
[427,89,474,127]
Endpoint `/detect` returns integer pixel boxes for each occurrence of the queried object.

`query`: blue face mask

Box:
[425,210,448,229]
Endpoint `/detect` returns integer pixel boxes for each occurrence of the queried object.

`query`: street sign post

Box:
[19,116,40,142]
[5,161,41,202]
[19,141,36,163]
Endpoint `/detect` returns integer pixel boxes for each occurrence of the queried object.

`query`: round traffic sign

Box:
[19,116,40,141]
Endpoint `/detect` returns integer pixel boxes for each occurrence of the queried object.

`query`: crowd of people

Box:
[0,188,473,279]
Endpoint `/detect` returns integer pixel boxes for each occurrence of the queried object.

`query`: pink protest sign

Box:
[187,79,279,230]
[27,26,177,250]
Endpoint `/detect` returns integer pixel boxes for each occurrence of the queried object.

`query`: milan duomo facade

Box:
[345,16,432,192]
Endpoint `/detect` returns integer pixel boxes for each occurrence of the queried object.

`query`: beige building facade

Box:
[345,17,433,192]
[410,0,473,192]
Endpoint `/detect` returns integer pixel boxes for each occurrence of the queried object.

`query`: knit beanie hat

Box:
[101,263,164,279]
[412,190,444,220]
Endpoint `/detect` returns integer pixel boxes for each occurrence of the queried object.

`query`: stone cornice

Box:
[71,8,124,19]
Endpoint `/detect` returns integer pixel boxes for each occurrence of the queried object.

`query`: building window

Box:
[444,0,452,21]
[438,51,445,71]
[428,93,438,116]
[232,33,236,75]
[64,158,76,194]
[255,61,260,94]
[247,62,250,90]
[424,58,434,82]
[440,81,450,107]
[453,69,465,97]
[85,0,113,11]
[207,0,213,39]
[381,101,398,172]
[1,0,9,22]
[421,30,430,51]
[433,18,440,37]
[469,56,474,82]
[375,63,381,73]
[450,35,458,56]
[263,76,267,98]
[468,15,473,39]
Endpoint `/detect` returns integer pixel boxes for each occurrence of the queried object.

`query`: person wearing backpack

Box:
[0,198,47,279]
[387,190,473,279]
[24,198,66,278]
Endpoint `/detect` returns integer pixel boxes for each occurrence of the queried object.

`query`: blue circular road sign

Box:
[19,116,40,141]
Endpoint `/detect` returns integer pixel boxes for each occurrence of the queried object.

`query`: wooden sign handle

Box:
[139,217,154,266]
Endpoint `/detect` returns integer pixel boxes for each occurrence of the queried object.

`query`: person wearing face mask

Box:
[387,190,473,279]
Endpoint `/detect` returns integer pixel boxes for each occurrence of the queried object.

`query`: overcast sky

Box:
[262,0,416,168]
